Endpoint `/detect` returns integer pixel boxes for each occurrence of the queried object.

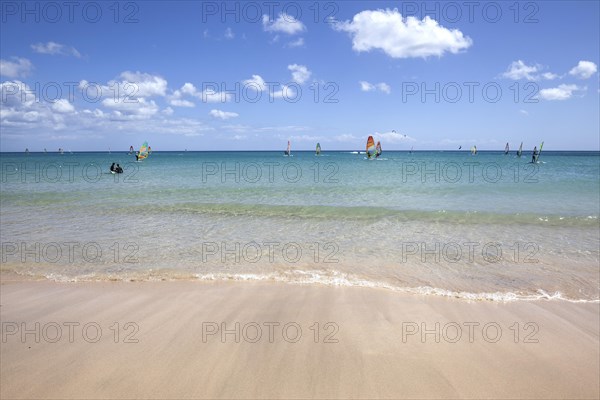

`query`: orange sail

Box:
[366,136,376,158]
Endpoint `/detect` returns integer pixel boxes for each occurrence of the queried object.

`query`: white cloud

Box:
[262,13,306,35]
[169,99,195,107]
[171,82,231,103]
[209,109,239,120]
[0,57,33,78]
[102,97,160,118]
[118,71,168,97]
[225,27,234,39]
[271,85,295,99]
[287,38,305,47]
[376,82,391,94]
[243,74,267,91]
[332,9,472,59]
[201,89,232,103]
[288,64,311,84]
[52,99,75,113]
[0,80,217,140]
[502,60,539,80]
[519,109,529,116]
[539,84,585,101]
[569,61,597,79]
[502,60,558,81]
[359,81,391,94]
[31,42,81,58]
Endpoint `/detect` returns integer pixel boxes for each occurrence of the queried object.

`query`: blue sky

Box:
[1,1,598,151]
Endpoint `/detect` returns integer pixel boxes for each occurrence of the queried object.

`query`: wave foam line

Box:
[195,270,600,304]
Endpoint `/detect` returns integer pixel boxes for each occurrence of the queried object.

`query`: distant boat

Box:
[136,141,150,161]
[375,141,382,158]
[284,141,291,156]
[517,142,523,157]
[59,148,64,154]
[471,146,477,155]
[366,136,376,159]
[316,143,321,155]
[504,142,509,155]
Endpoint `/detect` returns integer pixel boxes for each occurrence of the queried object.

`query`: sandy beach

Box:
[1,278,598,399]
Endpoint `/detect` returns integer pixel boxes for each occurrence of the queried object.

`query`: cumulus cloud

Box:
[102,97,160,117]
[169,99,195,107]
[209,109,239,120]
[569,61,597,79]
[501,60,558,81]
[332,8,472,59]
[243,74,267,91]
[0,57,33,78]
[288,64,311,84]
[539,84,585,101]
[31,42,81,58]
[170,82,231,103]
[0,79,217,142]
[262,13,306,35]
[52,99,75,113]
[359,81,391,94]
[117,71,168,97]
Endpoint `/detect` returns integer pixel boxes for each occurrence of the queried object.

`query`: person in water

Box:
[110,163,116,173]
[116,164,123,173]
[532,146,538,163]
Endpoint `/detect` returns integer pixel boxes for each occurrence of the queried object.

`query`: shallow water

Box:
[1,150,598,301]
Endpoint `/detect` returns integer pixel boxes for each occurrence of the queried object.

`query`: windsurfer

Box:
[110,163,116,173]
[531,146,538,163]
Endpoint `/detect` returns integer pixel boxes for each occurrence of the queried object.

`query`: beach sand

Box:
[1,278,598,399]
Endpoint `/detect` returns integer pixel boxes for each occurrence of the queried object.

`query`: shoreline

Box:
[1,279,598,399]
[2,270,598,304]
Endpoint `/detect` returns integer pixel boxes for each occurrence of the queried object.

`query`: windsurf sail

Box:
[316,143,321,155]
[137,141,149,161]
[471,145,477,155]
[366,136,376,158]
[517,142,523,157]
[284,141,291,156]
[375,141,382,158]
[535,141,544,163]
[504,142,509,155]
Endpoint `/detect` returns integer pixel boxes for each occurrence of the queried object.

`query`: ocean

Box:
[1,150,598,302]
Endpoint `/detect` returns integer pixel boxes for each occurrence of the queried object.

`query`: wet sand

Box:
[1,279,598,399]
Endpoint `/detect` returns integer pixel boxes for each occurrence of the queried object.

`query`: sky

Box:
[1,0,599,151]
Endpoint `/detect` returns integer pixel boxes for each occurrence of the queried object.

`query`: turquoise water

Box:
[1,150,599,301]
